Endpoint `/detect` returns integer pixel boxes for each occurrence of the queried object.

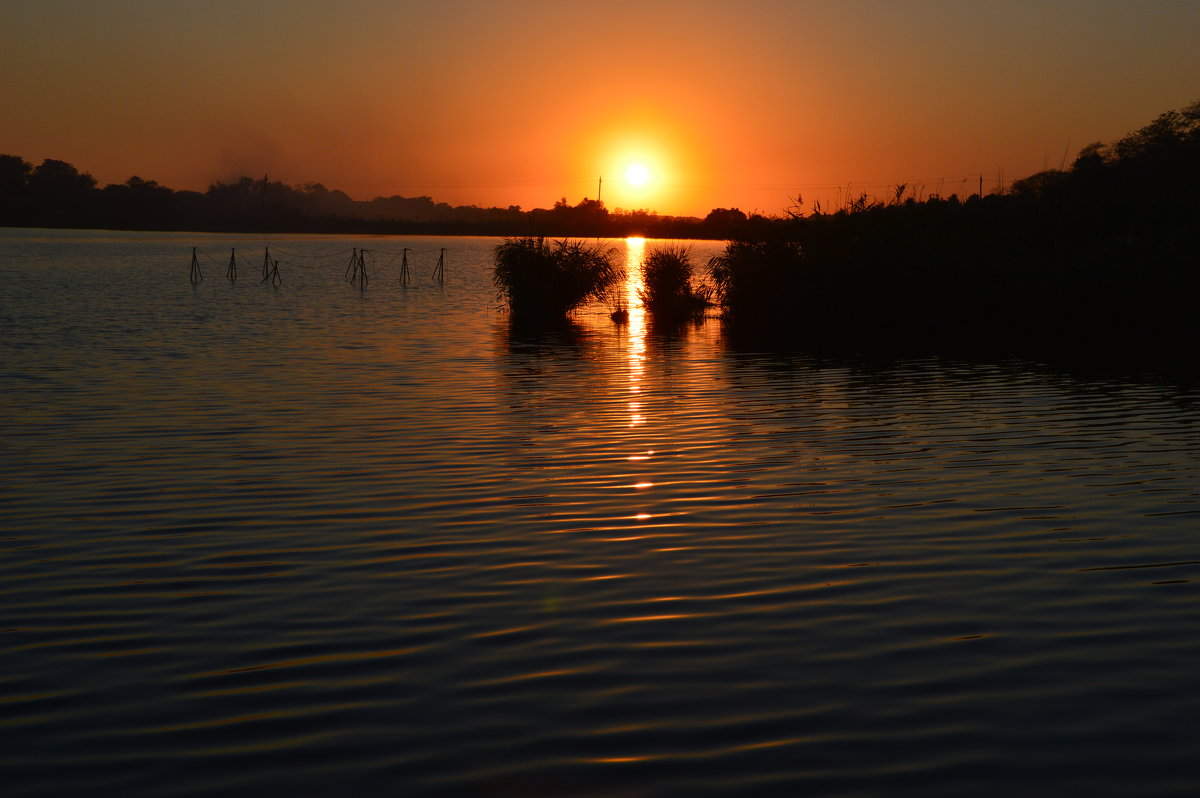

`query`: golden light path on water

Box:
[624,236,647,431]
[623,237,656,520]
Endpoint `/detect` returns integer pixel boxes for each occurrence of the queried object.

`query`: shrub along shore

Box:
[708,101,1200,353]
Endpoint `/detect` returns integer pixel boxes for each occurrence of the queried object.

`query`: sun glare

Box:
[625,163,651,187]
[581,121,695,211]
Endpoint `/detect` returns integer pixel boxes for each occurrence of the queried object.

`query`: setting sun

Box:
[577,117,696,211]
[625,163,651,187]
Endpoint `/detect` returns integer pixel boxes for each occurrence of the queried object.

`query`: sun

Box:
[625,163,651,187]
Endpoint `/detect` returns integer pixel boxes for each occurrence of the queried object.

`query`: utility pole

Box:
[598,176,602,205]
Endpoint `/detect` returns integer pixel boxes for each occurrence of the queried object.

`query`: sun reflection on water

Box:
[623,237,655,523]
[624,237,647,432]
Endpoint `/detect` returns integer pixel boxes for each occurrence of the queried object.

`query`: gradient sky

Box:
[2,0,1198,217]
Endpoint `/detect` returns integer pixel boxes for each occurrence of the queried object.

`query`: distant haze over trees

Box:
[0,158,748,239]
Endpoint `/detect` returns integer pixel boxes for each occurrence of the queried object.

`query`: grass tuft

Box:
[638,245,712,321]
[493,237,623,320]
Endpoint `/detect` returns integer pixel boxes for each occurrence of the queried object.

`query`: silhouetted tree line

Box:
[0,158,732,238]
[711,100,1200,354]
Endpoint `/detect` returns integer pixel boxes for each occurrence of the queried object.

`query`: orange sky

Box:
[3,0,1198,217]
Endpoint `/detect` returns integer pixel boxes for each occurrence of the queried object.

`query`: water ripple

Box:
[2,231,1200,796]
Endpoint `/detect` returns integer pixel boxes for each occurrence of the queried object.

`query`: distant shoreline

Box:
[0,218,726,240]
[0,155,733,240]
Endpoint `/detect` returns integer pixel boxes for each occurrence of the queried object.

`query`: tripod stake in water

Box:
[433,248,445,285]
[400,248,411,286]
[260,247,281,287]
[189,247,203,285]
[348,248,368,288]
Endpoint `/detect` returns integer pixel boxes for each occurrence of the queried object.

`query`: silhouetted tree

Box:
[703,207,748,238]
[1010,169,1069,199]
[26,159,97,222]
[100,176,176,228]
[0,154,32,194]
[1071,141,1108,171]
[0,154,33,222]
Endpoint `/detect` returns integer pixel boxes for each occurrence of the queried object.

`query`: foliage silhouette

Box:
[637,245,712,322]
[492,237,623,321]
[709,99,1200,352]
[0,161,713,238]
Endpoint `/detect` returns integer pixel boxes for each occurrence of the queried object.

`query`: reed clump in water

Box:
[493,237,623,320]
[708,238,807,325]
[638,245,712,321]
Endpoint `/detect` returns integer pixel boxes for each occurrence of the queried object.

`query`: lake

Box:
[2,228,1199,797]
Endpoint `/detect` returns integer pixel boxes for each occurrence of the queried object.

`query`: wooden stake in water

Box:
[351,249,368,289]
[400,248,411,287]
[227,248,237,283]
[261,248,281,287]
[433,248,445,285]
[189,247,203,285]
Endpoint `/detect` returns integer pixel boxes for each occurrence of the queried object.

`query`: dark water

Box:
[3,229,1199,796]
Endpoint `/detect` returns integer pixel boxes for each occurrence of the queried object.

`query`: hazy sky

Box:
[2,0,1198,216]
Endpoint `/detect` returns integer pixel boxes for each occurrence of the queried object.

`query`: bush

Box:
[493,237,622,319]
[638,245,711,321]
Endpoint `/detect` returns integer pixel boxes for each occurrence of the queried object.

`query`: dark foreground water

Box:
[3,228,1200,797]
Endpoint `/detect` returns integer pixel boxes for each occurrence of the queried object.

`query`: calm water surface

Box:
[2,228,1200,796]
